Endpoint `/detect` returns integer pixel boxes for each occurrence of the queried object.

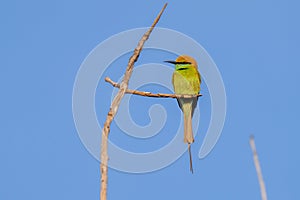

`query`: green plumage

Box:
[168,55,201,173]
[172,56,201,144]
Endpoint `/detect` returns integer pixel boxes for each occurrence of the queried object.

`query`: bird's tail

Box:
[183,104,194,144]
[188,143,193,173]
[182,102,194,173]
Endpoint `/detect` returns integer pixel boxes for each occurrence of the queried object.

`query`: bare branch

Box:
[105,77,202,99]
[249,135,268,200]
[100,3,168,200]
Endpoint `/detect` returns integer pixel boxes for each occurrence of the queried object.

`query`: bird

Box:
[165,55,201,173]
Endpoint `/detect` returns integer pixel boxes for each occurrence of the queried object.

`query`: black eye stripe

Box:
[175,61,192,65]
[164,60,192,65]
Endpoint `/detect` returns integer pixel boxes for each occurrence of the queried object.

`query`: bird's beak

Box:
[164,60,177,64]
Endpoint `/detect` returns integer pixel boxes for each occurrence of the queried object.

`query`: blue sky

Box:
[1,0,298,199]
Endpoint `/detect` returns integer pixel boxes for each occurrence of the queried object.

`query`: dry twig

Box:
[105,77,202,99]
[100,3,168,200]
[249,135,268,200]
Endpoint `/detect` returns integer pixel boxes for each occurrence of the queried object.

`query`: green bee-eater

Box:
[165,55,201,173]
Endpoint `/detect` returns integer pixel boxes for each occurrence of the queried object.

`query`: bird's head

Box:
[164,55,198,70]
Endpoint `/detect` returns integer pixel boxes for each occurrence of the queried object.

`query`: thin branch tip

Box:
[105,76,202,99]
[249,136,268,200]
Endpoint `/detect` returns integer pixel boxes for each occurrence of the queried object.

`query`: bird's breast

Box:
[172,69,200,95]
